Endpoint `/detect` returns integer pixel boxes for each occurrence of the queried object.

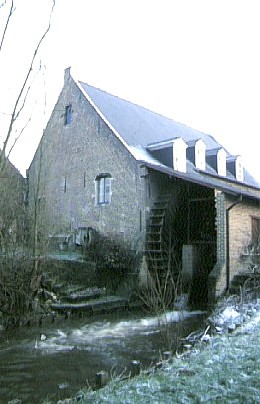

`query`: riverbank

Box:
[60,298,260,403]
[0,307,206,403]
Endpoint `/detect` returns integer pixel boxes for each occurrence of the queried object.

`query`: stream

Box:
[0,309,207,403]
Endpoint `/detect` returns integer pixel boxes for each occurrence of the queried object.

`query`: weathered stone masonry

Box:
[28,72,146,251]
[27,68,260,303]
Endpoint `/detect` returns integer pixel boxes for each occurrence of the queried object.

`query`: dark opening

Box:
[187,185,216,308]
[64,104,72,125]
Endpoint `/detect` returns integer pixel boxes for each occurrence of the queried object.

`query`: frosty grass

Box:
[60,302,260,404]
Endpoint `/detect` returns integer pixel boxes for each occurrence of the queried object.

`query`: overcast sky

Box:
[1,0,260,183]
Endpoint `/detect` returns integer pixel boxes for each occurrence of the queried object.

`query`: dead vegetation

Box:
[0,0,56,328]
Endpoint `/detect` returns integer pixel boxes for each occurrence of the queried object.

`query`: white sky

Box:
[0,0,260,183]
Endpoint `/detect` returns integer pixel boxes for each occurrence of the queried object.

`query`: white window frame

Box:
[95,174,112,205]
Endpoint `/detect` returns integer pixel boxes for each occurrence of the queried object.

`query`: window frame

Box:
[95,174,112,205]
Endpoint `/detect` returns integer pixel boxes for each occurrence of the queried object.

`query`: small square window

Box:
[64,104,72,125]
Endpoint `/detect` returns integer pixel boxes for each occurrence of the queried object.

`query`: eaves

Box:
[140,161,260,202]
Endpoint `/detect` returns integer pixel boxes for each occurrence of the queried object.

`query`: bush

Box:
[0,257,35,327]
[86,231,138,293]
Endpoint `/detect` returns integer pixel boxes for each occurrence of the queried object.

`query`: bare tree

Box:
[0,0,15,54]
[0,0,55,174]
[0,0,56,328]
[0,158,29,327]
[29,141,51,292]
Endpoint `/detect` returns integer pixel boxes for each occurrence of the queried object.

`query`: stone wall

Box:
[27,69,260,303]
[0,155,26,244]
[28,70,146,252]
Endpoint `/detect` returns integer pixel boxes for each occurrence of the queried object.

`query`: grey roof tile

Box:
[78,81,260,192]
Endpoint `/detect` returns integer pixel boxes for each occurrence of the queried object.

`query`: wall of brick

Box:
[28,71,146,252]
[228,197,260,275]
[211,190,227,296]
[209,191,260,301]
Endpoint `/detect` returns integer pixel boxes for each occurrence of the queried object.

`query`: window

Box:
[252,217,260,252]
[64,104,72,125]
[95,174,112,204]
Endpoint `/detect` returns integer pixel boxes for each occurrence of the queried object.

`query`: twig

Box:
[0,0,15,54]
[0,0,56,173]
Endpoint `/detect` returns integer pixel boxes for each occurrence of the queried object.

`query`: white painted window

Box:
[95,174,112,204]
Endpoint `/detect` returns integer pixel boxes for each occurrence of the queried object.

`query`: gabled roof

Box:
[74,74,259,197]
[186,138,206,148]
[79,81,221,150]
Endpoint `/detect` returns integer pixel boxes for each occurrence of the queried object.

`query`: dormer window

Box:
[187,139,206,170]
[236,157,244,182]
[227,155,244,182]
[172,138,187,172]
[206,147,226,177]
[64,104,72,125]
[147,137,187,173]
[217,148,226,176]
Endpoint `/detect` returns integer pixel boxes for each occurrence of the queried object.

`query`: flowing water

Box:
[0,309,206,403]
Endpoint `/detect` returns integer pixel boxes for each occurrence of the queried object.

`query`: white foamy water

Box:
[35,310,204,353]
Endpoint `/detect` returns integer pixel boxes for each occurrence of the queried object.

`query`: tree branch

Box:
[0,0,15,54]
[0,0,55,173]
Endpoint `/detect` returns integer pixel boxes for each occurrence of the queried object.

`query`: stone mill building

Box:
[27,67,260,305]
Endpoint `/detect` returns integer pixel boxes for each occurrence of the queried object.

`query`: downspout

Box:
[225,194,242,292]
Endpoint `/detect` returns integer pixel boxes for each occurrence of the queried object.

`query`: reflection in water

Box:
[0,309,206,402]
